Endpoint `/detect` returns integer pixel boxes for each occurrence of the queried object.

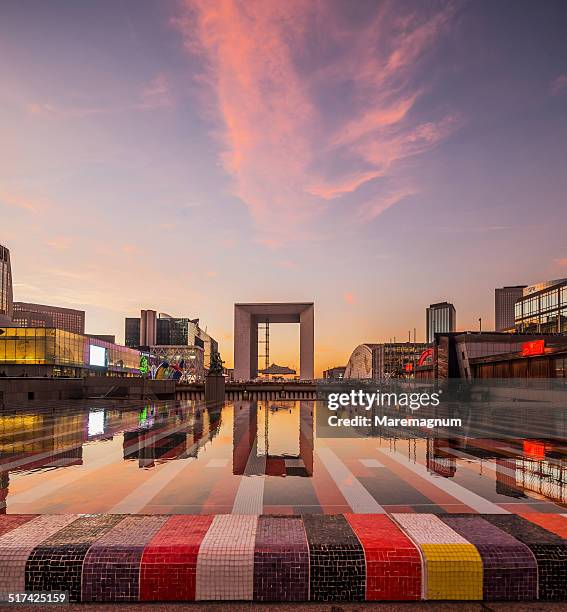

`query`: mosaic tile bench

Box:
[0,513,565,602]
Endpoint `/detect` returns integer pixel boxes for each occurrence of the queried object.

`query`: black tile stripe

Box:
[302,514,365,602]
[25,515,124,602]
[483,514,567,601]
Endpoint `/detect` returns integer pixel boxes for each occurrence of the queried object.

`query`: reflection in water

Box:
[233,402,313,477]
[0,399,565,513]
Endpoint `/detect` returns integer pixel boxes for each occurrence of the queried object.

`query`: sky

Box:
[1,0,567,375]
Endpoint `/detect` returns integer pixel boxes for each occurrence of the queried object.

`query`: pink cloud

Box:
[343,292,356,305]
[176,1,458,242]
[551,74,567,95]
[554,258,567,266]
[357,189,416,222]
[46,237,72,250]
[25,73,174,119]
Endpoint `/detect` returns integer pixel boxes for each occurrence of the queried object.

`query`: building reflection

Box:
[0,401,222,511]
[233,401,313,477]
[0,399,565,511]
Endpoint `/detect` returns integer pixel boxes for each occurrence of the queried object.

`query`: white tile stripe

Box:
[359,458,384,468]
[232,477,265,515]
[196,515,257,600]
[376,447,509,514]
[232,436,266,515]
[0,514,80,591]
[315,447,385,514]
[393,513,470,544]
[206,458,229,468]
[108,458,195,513]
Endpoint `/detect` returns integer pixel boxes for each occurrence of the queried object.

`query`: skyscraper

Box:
[426,301,456,343]
[0,244,13,324]
[495,286,526,331]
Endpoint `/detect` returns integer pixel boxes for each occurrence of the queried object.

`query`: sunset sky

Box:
[1,0,567,375]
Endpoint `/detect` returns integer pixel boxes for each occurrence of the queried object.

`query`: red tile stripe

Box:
[140,515,214,601]
[517,512,567,539]
[345,514,422,601]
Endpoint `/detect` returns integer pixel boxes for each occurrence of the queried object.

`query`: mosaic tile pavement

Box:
[483,514,567,601]
[439,514,537,601]
[253,515,309,601]
[303,513,366,601]
[392,513,483,600]
[0,513,565,602]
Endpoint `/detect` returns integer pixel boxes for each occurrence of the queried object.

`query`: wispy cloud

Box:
[176,0,458,244]
[26,73,174,118]
[551,74,567,95]
[45,237,73,250]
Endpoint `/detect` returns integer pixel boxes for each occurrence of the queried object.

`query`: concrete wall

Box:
[0,378,175,406]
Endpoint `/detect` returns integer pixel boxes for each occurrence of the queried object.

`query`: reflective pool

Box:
[0,399,565,514]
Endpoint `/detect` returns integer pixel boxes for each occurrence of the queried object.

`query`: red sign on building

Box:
[521,339,545,357]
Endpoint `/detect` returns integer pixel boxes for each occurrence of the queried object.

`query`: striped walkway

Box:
[0,512,566,602]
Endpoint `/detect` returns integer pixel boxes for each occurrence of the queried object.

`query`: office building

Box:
[140,309,157,346]
[344,342,430,379]
[0,327,141,377]
[125,317,141,348]
[12,302,85,334]
[426,301,456,343]
[495,286,526,331]
[415,331,567,380]
[323,366,346,380]
[514,279,567,334]
[125,309,218,369]
[0,244,13,325]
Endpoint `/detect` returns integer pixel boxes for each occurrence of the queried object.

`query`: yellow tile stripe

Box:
[421,543,483,600]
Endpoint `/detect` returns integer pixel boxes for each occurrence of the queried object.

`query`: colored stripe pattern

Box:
[484,514,567,600]
[0,515,80,593]
[0,513,566,602]
[140,515,213,601]
[303,514,365,601]
[345,514,422,601]
[196,514,258,600]
[253,515,309,601]
[440,514,537,600]
[25,515,123,601]
[393,513,483,600]
[82,515,168,602]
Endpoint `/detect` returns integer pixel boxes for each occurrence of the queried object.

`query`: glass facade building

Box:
[344,342,430,379]
[514,279,567,333]
[0,327,141,377]
[12,302,85,334]
[125,311,218,369]
[0,245,13,322]
[426,302,456,343]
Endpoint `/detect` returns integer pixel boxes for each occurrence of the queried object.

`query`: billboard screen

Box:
[89,344,107,367]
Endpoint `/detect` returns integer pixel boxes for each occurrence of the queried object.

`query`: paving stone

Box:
[82,515,168,602]
[25,514,124,602]
[345,513,422,601]
[484,514,567,601]
[393,513,483,600]
[196,514,258,601]
[140,515,213,601]
[302,514,365,602]
[253,515,309,601]
[440,514,537,601]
